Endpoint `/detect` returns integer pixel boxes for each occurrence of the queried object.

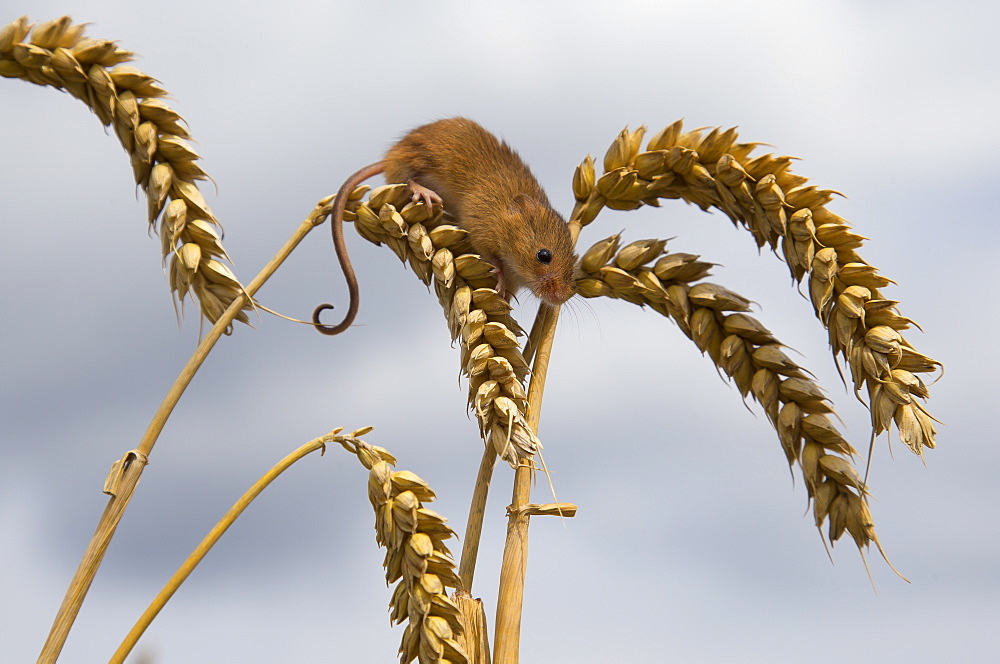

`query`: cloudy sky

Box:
[2,1,997,662]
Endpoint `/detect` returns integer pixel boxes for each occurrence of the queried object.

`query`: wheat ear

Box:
[1,15,248,327]
[577,234,899,567]
[337,431,469,664]
[344,182,565,661]
[348,183,539,468]
[573,121,942,460]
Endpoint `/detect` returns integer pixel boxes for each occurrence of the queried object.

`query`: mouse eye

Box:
[536,249,552,264]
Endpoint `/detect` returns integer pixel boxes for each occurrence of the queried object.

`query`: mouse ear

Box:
[510,193,540,214]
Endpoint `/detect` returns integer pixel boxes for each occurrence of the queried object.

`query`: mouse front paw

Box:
[407,179,443,209]
[484,261,509,300]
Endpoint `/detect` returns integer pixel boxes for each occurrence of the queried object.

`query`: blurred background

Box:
[2,1,997,662]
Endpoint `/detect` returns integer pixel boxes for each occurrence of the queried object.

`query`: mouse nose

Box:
[536,274,574,306]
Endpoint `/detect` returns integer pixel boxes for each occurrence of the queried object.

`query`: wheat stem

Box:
[38,200,332,663]
[522,301,558,367]
[493,219,581,664]
[454,594,492,664]
[111,435,331,663]
[137,202,330,459]
[458,446,498,593]
[37,452,145,664]
[492,461,534,664]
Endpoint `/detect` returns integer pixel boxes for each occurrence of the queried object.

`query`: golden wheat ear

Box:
[346,183,542,468]
[576,234,894,566]
[1,15,249,328]
[566,121,943,581]
[336,432,468,664]
[572,120,942,461]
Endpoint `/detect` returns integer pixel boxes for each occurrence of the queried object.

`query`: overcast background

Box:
[2,1,997,662]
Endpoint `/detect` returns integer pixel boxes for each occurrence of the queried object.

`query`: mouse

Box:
[313,117,578,335]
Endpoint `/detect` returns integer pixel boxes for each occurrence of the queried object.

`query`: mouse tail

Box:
[313,161,385,335]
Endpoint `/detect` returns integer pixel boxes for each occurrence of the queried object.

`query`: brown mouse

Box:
[313,117,577,335]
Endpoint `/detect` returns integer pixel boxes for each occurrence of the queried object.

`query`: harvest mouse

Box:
[313,117,577,335]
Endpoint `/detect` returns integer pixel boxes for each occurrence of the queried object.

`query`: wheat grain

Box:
[1,15,247,328]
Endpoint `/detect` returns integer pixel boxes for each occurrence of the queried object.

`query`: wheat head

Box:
[347,183,539,468]
[570,122,943,567]
[577,234,890,555]
[336,430,468,664]
[573,121,941,459]
[1,15,248,328]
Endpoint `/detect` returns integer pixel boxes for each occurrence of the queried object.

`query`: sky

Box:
[1,1,998,662]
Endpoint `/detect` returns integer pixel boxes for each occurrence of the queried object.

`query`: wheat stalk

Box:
[36,196,335,662]
[0,15,248,328]
[112,432,335,662]
[109,427,467,664]
[572,121,942,460]
[493,293,571,663]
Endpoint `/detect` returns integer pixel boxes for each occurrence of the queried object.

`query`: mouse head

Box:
[506,195,578,305]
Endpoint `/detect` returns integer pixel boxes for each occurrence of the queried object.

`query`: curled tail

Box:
[313,161,385,335]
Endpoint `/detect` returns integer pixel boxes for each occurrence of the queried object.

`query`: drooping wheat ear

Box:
[1,16,248,327]
[577,235,893,563]
[572,122,941,459]
[337,430,468,664]
[348,183,538,467]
